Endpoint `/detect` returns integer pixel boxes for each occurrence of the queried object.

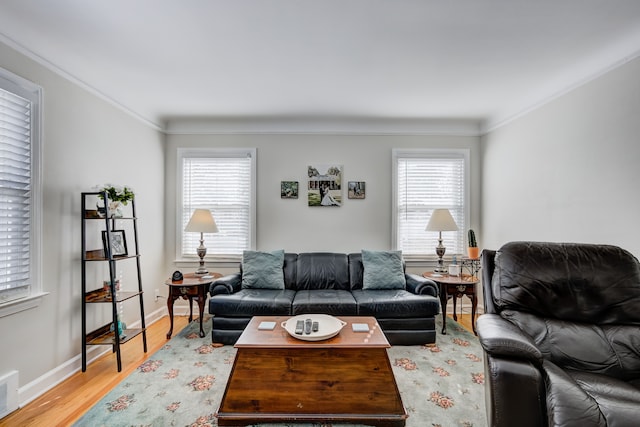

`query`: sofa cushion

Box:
[543,360,640,427]
[292,289,357,315]
[241,249,285,290]
[295,252,350,290]
[501,309,640,380]
[209,289,295,316]
[352,289,439,318]
[361,250,405,290]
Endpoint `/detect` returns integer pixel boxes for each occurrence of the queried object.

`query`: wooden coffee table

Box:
[216,315,407,427]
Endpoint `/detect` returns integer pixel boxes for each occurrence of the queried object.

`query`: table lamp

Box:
[425,208,458,273]
[185,208,219,275]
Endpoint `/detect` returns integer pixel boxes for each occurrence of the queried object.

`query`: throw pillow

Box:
[241,250,285,290]
[361,249,406,290]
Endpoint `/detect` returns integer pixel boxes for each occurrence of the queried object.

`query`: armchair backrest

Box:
[490,241,640,324]
[484,241,640,379]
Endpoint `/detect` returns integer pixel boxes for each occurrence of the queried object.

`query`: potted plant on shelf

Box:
[95,184,134,218]
[467,229,480,259]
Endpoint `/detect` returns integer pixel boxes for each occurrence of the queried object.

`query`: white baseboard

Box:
[17,306,171,409]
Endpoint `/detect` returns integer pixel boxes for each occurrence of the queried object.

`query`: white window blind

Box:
[0,73,40,305]
[179,149,255,260]
[394,150,467,259]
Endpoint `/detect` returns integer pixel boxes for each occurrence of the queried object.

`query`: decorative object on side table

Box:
[425,208,459,274]
[184,208,218,275]
[467,229,480,259]
[94,184,134,218]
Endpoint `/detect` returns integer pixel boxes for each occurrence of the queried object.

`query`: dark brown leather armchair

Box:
[477,241,640,427]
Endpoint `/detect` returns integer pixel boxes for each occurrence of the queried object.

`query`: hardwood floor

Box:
[0,313,477,427]
[0,316,189,427]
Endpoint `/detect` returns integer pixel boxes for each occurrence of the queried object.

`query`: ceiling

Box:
[1,1,639,133]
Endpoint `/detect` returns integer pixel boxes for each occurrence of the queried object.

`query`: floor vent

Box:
[0,370,19,419]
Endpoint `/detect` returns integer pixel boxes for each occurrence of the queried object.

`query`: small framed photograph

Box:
[281,181,299,199]
[348,181,366,199]
[102,230,128,257]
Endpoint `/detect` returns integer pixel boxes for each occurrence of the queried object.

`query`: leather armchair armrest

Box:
[476,314,543,365]
[405,273,438,297]
[209,273,242,296]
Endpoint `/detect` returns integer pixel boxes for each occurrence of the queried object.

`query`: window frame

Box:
[0,67,45,317]
[175,147,256,264]
[392,148,470,263]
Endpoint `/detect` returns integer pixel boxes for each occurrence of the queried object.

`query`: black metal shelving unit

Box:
[80,191,147,372]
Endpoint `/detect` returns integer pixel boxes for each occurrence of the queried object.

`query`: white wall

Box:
[0,41,166,404]
[164,132,482,275]
[481,56,640,257]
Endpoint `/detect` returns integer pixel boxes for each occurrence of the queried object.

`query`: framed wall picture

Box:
[102,230,128,257]
[348,181,366,199]
[281,181,299,199]
[308,164,342,207]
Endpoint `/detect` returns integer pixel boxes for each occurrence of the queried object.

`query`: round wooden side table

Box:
[423,271,479,335]
[165,272,221,339]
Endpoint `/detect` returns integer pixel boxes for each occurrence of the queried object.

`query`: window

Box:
[0,68,43,314]
[393,149,469,261]
[177,148,256,262]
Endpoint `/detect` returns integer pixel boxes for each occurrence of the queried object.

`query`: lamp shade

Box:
[425,209,458,232]
[185,209,219,233]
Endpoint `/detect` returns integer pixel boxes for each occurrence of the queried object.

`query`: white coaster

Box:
[258,321,276,330]
[352,323,370,332]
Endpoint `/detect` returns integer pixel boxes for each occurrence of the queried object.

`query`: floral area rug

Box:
[74,315,486,427]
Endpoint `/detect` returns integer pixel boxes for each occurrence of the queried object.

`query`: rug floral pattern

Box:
[74,315,486,427]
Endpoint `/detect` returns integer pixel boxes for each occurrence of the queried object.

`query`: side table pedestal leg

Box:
[166,294,176,339]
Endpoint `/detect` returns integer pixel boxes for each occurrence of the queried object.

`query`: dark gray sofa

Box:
[208,252,440,345]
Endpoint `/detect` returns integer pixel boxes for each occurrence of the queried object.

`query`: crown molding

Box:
[482,37,640,135]
[0,32,164,132]
[164,116,482,136]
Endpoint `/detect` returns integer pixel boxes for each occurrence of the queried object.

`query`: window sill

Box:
[0,292,49,318]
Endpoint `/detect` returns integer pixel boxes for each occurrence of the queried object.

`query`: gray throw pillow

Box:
[241,250,285,290]
[362,249,406,290]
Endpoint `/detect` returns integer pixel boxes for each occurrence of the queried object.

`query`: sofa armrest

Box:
[209,273,242,296]
[476,314,543,365]
[405,273,438,297]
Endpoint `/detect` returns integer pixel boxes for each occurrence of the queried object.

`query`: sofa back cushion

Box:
[492,241,640,325]
[283,253,298,289]
[295,253,350,290]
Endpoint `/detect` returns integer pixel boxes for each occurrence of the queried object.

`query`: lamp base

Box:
[194,266,208,275]
[434,238,447,273]
[434,260,447,274]
[195,238,208,275]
